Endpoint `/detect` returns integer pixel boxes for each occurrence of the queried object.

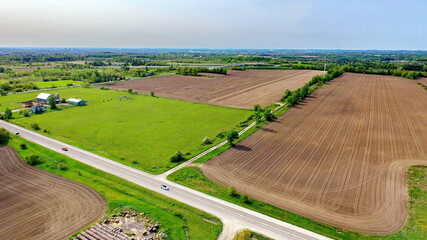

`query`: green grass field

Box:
[0,88,80,112]
[6,87,251,174]
[168,166,427,240]
[7,136,222,240]
[34,80,82,88]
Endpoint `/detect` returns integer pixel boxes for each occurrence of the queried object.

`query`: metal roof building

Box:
[67,98,87,106]
[36,93,53,104]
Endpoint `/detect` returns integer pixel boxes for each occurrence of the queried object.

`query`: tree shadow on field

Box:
[233,145,252,151]
[261,128,277,133]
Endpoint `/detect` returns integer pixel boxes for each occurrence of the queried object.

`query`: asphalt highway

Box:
[0,120,331,240]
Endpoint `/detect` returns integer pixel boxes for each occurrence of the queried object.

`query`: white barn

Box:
[36,93,53,104]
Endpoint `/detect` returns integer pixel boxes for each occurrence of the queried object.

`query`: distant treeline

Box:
[176,67,227,76]
[341,66,427,79]
[290,63,427,80]
[0,82,38,95]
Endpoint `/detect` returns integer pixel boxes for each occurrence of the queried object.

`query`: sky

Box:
[0,0,425,50]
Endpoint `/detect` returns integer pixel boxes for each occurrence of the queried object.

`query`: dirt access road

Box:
[0,147,106,240]
[202,73,427,235]
[98,70,322,109]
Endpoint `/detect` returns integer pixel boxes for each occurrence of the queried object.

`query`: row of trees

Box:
[281,67,345,106]
[0,81,38,95]
[176,67,227,76]
[70,70,123,83]
[341,65,426,79]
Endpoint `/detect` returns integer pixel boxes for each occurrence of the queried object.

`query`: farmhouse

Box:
[36,93,53,104]
[67,98,87,106]
[30,105,46,113]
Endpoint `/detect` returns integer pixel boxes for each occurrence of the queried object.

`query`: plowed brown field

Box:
[418,77,427,86]
[98,70,322,109]
[201,73,427,234]
[0,147,106,240]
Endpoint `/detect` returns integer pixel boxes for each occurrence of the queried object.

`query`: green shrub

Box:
[20,109,30,117]
[1,108,12,121]
[20,143,27,149]
[264,112,276,121]
[253,104,262,112]
[25,154,43,166]
[0,128,10,144]
[280,89,292,102]
[170,151,185,163]
[227,187,239,197]
[202,136,213,145]
[54,162,68,170]
[227,131,239,146]
[216,130,226,139]
[31,123,41,130]
[241,194,252,204]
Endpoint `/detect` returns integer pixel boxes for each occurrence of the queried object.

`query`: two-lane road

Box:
[0,120,331,240]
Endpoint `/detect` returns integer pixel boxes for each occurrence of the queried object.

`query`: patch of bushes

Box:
[226,131,239,146]
[25,154,43,166]
[170,151,185,163]
[52,161,68,170]
[20,109,30,117]
[227,187,239,197]
[0,108,13,121]
[216,130,227,139]
[253,104,262,112]
[201,137,213,145]
[31,123,41,130]
[0,128,11,144]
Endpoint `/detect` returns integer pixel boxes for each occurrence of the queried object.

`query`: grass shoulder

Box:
[168,166,427,240]
[8,136,222,240]
[233,229,273,240]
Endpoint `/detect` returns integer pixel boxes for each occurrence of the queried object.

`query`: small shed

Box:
[37,93,53,104]
[67,98,87,106]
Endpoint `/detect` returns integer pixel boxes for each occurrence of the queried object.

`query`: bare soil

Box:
[0,146,106,240]
[201,73,427,234]
[97,70,322,109]
[417,77,427,86]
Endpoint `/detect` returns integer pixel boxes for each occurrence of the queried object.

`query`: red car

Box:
[61,147,68,151]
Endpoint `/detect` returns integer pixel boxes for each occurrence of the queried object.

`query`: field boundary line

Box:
[159,102,285,178]
[207,71,310,103]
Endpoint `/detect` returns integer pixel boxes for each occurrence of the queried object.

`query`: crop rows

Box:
[202,73,427,234]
